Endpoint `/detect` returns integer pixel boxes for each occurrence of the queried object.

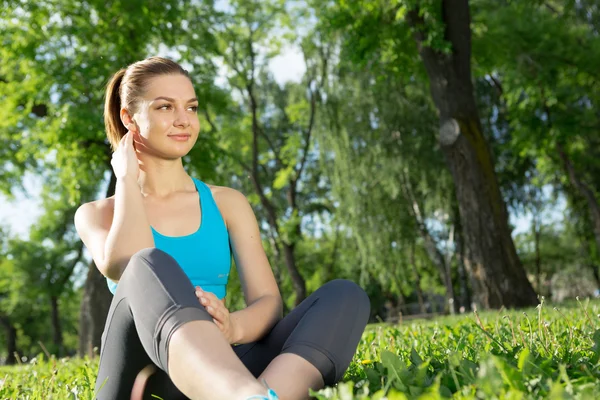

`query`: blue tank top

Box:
[106,178,231,299]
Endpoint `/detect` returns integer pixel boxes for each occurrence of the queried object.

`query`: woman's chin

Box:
[141,138,195,160]
[165,147,193,160]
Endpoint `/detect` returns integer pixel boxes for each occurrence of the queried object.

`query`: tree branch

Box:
[57,241,84,289]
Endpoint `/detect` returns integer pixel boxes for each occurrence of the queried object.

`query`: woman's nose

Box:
[174,108,190,127]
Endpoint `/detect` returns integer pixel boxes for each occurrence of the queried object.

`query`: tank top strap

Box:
[192,178,220,226]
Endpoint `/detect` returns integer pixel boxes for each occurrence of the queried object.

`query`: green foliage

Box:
[0,354,98,399]
[2,301,599,399]
[472,0,600,226]
[0,0,222,204]
[311,300,600,399]
[4,0,600,382]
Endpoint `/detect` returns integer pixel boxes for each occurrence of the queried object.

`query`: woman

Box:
[74,56,370,400]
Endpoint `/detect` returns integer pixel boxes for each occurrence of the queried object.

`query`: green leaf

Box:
[410,347,424,367]
[273,166,294,190]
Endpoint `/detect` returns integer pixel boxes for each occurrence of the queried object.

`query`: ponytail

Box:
[104,68,127,152]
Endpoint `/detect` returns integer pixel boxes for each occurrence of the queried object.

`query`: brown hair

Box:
[104,56,191,152]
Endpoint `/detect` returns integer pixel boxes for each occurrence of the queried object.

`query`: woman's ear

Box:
[120,108,138,133]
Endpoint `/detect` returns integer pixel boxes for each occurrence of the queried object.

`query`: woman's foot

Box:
[130,364,157,400]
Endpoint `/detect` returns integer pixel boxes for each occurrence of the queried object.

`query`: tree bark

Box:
[557,143,600,257]
[282,242,306,305]
[324,228,341,283]
[246,79,307,305]
[587,263,600,290]
[50,295,64,357]
[533,215,542,294]
[0,316,18,365]
[405,1,537,308]
[400,167,456,310]
[410,244,426,314]
[78,171,116,358]
[455,206,472,311]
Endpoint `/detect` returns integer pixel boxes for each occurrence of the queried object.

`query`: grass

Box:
[1,298,599,399]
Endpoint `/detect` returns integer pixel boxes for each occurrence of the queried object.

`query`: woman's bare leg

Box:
[258,353,324,400]
[168,320,268,400]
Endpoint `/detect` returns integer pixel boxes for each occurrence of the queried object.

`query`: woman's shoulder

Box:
[206,184,248,205]
[205,184,253,224]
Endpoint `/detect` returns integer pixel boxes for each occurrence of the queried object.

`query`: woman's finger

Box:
[203,291,221,303]
[206,305,216,317]
[196,289,219,304]
[132,132,151,154]
[122,132,132,151]
[128,130,135,149]
[120,131,129,144]
[196,289,209,300]
[213,307,225,323]
[198,295,211,308]
[206,295,227,316]
[195,289,228,320]
[208,305,226,324]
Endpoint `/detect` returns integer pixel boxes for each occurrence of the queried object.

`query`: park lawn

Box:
[1,299,599,399]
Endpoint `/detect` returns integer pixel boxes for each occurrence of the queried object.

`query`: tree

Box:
[317,0,538,308]
[310,40,461,312]
[0,0,222,355]
[473,0,600,274]
[190,0,328,305]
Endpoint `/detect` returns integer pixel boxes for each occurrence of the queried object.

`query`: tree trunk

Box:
[246,77,307,305]
[78,171,116,358]
[410,245,426,314]
[324,228,341,283]
[457,254,471,312]
[78,259,112,358]
[533,215,542,294]
[405,1,537,308]
[0,317,18,365]
[557,143,600,257]
[588,263,600,290]
[266,228,290,314]
[456,213,472,312]
[400,169,456,311]
[282,242,306,306]
[50,295,64,357]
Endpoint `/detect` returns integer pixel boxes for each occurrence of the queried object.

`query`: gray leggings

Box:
[94,248,370,399]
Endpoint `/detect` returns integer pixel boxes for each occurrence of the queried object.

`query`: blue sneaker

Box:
[245,379,279,399]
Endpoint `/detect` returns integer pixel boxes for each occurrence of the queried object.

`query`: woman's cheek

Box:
[148,116,171,134]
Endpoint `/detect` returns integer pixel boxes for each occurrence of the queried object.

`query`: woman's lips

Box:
[168,134,191,141]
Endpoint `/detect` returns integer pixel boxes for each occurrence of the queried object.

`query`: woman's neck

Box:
[136,158,193,198]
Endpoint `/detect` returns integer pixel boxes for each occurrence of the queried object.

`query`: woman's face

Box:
[130,74,200,159]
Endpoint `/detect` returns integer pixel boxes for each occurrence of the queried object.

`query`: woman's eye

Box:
[158,104,171,110]
[189,106,199,112]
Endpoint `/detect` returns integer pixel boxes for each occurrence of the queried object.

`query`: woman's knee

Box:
[120,247,175,284]
[319,279,371,321]
[322,279,371,313]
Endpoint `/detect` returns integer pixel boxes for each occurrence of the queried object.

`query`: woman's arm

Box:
[75,176,154,282]
[103,177,155,280]
[220,188,283,344]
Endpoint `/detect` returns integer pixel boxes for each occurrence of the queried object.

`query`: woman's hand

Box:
[195,287,240,344]
[110,131,140,181]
